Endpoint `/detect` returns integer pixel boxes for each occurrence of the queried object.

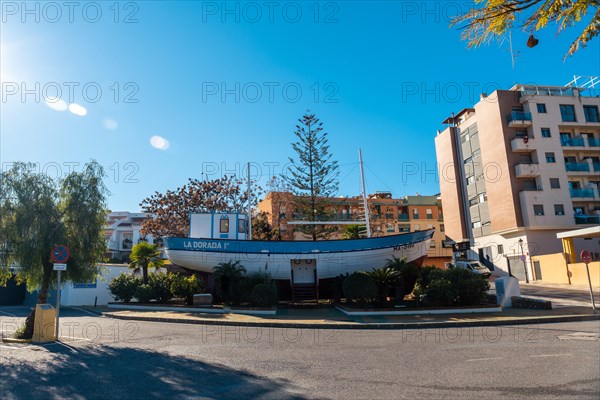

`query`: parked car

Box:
[451,261,492,278]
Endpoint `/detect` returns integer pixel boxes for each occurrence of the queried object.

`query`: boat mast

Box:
[247,162,252,240]
[358,148,371,238]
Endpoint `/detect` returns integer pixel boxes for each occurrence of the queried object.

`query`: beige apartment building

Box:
[435,82,600,280]
[258,192,452,267]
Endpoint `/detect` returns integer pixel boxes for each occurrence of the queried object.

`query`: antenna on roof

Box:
[507,31,520,69]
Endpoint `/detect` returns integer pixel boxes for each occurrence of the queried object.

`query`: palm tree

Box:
[213,260,246,305]
[341,224,362,240]
[385,256,420,298]
[366,267,401,302]
[129,242,164,284]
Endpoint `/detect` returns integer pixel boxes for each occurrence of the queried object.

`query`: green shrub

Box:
[445,267,490,306]
[171,274,205,305]
[134,283,154,303]
[238,272,271,304]
[213,260,246,305]
[148,272,175,303]
[385,257,420,297]
[108,273,140,302]
[342,272,377,305]
[416,266,442,290]
[425,278,457,307]
[250,284,278,307]
[366,267,401,302]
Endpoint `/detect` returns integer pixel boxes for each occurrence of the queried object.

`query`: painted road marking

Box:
[466,357,504,362]
[529,354,571,358]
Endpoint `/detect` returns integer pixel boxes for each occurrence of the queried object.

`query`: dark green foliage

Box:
[108,273,140,302]
[366,267,401,302]
[148,272,174,303]
[342,272,377,304]
[129,242,164,284]
[342,224,362,240]
[421,267,490,307]
[238,272,272,304]
[250,284,278,307]
[213,260,246,305]
[171,274,205,305]
[425,278,458,307]
[134,284,154,303]
[385,257,420,297]
[416,266,443,290]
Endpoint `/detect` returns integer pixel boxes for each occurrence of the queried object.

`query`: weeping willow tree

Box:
[451,0,599,58]
[0,161,108,338]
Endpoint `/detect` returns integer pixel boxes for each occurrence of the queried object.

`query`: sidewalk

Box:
[103,305,600,330]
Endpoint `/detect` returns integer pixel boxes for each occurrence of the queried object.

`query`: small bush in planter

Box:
[416,266,442,291]
[238,272,271,304]
[342,272,377,305]
[250,284,278,308]
[108,273,140,302]
[425,278,457,307]
[171,274,205,305]
[134,283,154,303]
[445,268,490,306]
[148,272,175,303]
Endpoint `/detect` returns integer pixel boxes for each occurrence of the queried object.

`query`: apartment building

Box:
[258,192,452,267]
[435,82,600,280]
[105,211,161,262]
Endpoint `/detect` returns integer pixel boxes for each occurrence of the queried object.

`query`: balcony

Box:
[507,111,532,127]
[588,138,600,147]
[515,163,540,178]
[510,137,534,153]
[561,136,585,147]
[593,163,600,172]
[570,188,595,198]
[397,214,410,221]
[565,162,590,172]
[575,215,600,225]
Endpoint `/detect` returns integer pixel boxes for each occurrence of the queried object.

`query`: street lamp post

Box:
[518,238,529,283]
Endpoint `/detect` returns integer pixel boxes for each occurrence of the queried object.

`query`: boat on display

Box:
[164,149,435,282]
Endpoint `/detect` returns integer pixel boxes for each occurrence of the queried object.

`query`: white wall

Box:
[59,264,131,306]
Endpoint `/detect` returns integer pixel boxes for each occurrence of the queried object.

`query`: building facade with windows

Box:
[258,192,452,267]
[105,211,162,262]
[435,83,600,280]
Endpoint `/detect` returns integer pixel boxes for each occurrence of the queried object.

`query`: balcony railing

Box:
[588,138,600,147]
[593,163,600,172]
[565,162,590,172]
[570,188,595,198]
[561,137,585,146]
[397,214,410,221]
[575,215,600,225]
[510,111,532,121]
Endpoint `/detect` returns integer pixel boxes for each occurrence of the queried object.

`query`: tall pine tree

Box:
[284,112,339,241]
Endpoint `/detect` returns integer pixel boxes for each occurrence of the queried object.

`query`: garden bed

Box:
[107,302,277,315]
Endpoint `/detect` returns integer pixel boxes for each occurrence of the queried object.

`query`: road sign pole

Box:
[55,270,61,340]
[584,262,596,312]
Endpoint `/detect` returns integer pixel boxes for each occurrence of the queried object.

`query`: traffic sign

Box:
[520,255,526,262]
[51,245,70,263]
[53,263,67,271]
[581,250,592,264]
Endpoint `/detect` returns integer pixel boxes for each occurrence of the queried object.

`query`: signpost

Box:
[51,244,70,340]
[580,250,596,311]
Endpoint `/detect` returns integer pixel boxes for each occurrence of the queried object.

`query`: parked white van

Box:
[452,261,492,278]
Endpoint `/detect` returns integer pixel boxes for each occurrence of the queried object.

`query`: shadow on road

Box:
[1,343,308,400]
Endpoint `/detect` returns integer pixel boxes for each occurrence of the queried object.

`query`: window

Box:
[430,241,436,248]
[467,175,475,184]
[472,148,481,158]
[550,178,560,189]
[472,221,481,228]
[219,216,229,233]
[479,193,487,203]
[398,224,410,232]
[412,209,419,219]
[469,197,478,206]
[386,224,395,233]
[554,204,565,215]
[545,152,556,163]
[584,105,600,122]
[237,218,246,234]
[497,244,504,254]
[560,104,577,122]
[541,128,551,138]
[537,103,547,113]
[463,156,472,164]
[533,205,545,216]
[426,209,433,219]
[440,224,445,232]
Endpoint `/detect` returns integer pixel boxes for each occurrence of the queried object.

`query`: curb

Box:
[1,337,32,343]
[102,312,600,330]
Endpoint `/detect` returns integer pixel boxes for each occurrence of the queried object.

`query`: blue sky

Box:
[1,1,598,211]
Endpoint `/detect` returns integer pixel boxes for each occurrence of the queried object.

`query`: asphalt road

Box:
[1,307,599,400]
